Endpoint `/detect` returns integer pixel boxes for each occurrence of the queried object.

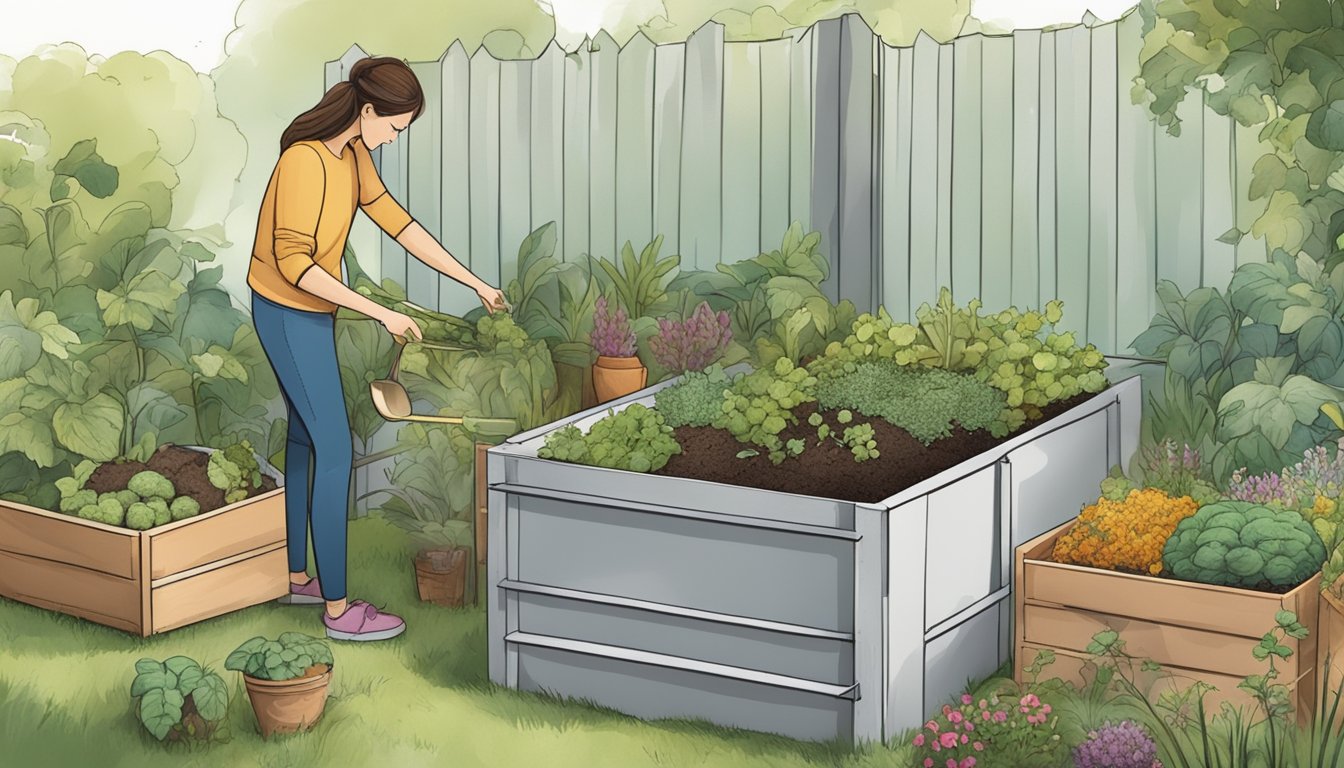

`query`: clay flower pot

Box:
[414,546,469,607]
[593,355,648,403]
[243,664,332,739]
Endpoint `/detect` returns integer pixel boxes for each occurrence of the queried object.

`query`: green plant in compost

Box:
[654,364,731,428]
[815,360,1007,445]
[130,655,230,742]
[538,403,680,473]
[715,357,817,464]
[206,439,263,504]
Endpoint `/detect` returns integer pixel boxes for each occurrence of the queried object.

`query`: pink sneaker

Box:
[323,600,406,642]
[278,577,325,605]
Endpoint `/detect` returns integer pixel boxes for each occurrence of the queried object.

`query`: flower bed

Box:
[0,446,286,636]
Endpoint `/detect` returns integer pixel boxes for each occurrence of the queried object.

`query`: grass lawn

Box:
[0,514,927,768]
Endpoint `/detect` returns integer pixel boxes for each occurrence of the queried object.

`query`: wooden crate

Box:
[0,490,288,636]
[1015,522,1344,721]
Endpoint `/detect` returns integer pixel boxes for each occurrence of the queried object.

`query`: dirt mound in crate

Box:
[653,393,1095,503]
[86,444,277,513]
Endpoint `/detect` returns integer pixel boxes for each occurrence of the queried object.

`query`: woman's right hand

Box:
[379,309,424,342]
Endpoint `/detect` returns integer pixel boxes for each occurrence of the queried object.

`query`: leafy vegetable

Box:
[815,360,1007,445]
[538,403,681,473]
[715,357,817,464]
[1163,501,1328,589]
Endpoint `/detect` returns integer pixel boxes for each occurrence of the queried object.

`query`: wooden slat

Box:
[0,500,137,578]
[1088,18,1118,352]
[530,42,566,258]
[469,49,502,287]
[589,31,620,262]
[882,42,913,322]
[563,43,592,263]
[680,22,725,270]
[652,42,686,256]
[477,442,489,566]
[979,34,1014,313]
[951,32,982,304]
[151,542,286,588]
[810,19,842,302]
[909,32,940,310]
[439,42,475,314]
[616,32,656,259]
[935,41,954,294]
[722,40,762,264]
[758,38,792,250]
[499,58,533,286]
[406,60,442,310]
[1054,23,1090,337]
[0,548,141,633]
[1036,29,1058,308]
[1155,82,1204,291]
[152,547,288,633]
[1024,603,1289,678]
[838,15,875,313]
[140,534,152,636]
[1114,11,1156,352]
[377,105,409,289]
[1011,29,1041,311]
[788,27,814,242]
[148,490,285,580]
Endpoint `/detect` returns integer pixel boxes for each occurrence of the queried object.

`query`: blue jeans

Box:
[251,292,352,601]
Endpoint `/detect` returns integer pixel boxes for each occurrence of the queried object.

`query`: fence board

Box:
[789,29,814,240]
[1054,24,1090,338]
[590,31,620,262]
[499,59,533,285]
[1037,30,1058,310]
[616,33,656,257]
[1202,93,1236,291]
[759,38,792,250]
[1156,88,1204,292]
[469,50,501,288]
[1088,19,1117,352]
[405,60,442,311]
[722,40,762,264]
[935,40,954,300]
[909,32,941,311]
[680,22,725,270]
[980,34,1013,312]
[530,42,566,263]
[839,15,875,314]
[652,43,685,257]
[1011,30,1041,311]
[951,33,982,304]
[1115,13,1156,351]
[440,43,475,315]
[811,19,842,303]
[881,42,913,321]
[563,43,592,264]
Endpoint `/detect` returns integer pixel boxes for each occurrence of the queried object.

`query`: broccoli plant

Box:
[1163,500,1328,589]
[128,470,175,501]
[130,656,229,742]
[206,439,263,504]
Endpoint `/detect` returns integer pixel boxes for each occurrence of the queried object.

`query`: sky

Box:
[3,0,1140,73]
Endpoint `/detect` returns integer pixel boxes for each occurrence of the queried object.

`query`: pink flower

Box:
[926,721,939,733]
[981,711,991,721]
[1020,706,1029,713]
[913,734,926,747]
[978,699,988,709]
[973,742,984,751]
[949,711,964,724]
[964,722,975,732]
[993,711,1008,723]
[960,734,968,744]
[943,705,954,717]
[963,759,977,768]
[1020,693,1041,708]
[962,694,974,705]
[932,742,941,753]
[1041,704,1051,715]
[939,731,959,749]
[946,760,957,768]
[924,760,934,768]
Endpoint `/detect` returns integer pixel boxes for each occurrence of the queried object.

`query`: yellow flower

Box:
[1313,495,1336,517]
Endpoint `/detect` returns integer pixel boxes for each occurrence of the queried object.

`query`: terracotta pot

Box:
[592,355,647,403]
[414,547,469,607]
[243,664,332,739]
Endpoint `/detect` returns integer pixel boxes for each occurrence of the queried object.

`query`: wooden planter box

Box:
[0,453,287,636]
[1015,522,1344,721]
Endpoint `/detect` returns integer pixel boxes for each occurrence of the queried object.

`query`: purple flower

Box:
[646,301,733,373]
[590,295,637,357]
[1072,720,1162,768]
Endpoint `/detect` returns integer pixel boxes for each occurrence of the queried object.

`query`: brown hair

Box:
[279,56,425,153]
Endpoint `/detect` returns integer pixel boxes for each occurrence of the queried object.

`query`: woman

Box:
[247,56,507,642]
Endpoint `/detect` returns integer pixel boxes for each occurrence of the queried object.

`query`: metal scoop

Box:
[370,336,469,424]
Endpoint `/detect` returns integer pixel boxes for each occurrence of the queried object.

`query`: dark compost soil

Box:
[86,444,277,513]
[651,391,1098,503]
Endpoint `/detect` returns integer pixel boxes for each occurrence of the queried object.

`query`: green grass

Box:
[0,515,921,768]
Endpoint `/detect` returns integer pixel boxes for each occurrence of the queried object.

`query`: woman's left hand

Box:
[477,285,510,314]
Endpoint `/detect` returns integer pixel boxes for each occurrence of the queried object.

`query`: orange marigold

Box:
[1051,488,1200,574]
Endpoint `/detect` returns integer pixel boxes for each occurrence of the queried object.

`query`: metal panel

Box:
[406,60,442,310]
[884,496,927,740]
[1011,29,1041,311]
[909,33,941,309]
[1007,407,1111,554]
[512,495,855,632]
[468,50,501,287]
[759,37,793,248]
[562,44,592,262]
[1054,24,1090,338]
[1114,11,1156,352]
[722,40,762,263]
[980,34,1014,312]
[530,42,566,262]
[924,464,999,629]
[811,18,842,302]
[923,602,1005,716]
[838,15,875,313]
[1088,19,1118,351]
[439,42,475,314]
[680,22,725,269]
[881,43,913,321]
[652,43,686,255]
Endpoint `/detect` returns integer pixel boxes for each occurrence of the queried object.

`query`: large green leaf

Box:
[0,452,38,496]
[1308,100,1344,152]
[190,674,229,722]
[0,379,57,467]
[26,200,95,292]
[52,393,123,461]
[0,204,27,247]
[130,667,178,698]
[96,269,185,331]
[51,139,119,200]
[138,687,183,741]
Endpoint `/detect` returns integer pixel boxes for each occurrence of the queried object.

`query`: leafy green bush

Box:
[206,440,265,505]
[377,422,476,549]
[225,632,332,682]
[130,656,229,742]
[1163,500,1327,588]
[816,360,1007,445]
[1099,440,1222,506]
[654,364,731,428]
[715,357,817,464]
[538,403,681,473]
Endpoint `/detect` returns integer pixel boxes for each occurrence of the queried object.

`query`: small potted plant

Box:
[590,294,646,403]
[225,632,334,739]
[130,655,230,743]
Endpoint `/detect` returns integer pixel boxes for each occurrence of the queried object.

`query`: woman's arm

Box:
[395,222,488,293]
[297,268,423,339]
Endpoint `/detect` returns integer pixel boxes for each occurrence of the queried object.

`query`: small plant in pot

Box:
[225,632,333,739]
[590,295,646,403]
[130,656,230,743]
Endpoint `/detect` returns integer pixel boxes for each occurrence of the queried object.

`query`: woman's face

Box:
[359,104,414,148]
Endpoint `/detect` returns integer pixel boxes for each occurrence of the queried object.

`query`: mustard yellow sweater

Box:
[248,138,413,313]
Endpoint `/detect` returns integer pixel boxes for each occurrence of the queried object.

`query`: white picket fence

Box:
[326,7,1265,358]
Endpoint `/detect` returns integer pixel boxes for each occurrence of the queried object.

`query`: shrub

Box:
[1052,489,1200,576]
[816,360,1007,444]
[912,691,1064,768]
[647,301,733,373]
[1163,501,1327,588]
[1072,720,1162,768]
[654,364,730,428]
[538,403,681,473]
[590,295,636,357]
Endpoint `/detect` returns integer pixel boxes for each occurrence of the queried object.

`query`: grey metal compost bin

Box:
[486,372,1141,744]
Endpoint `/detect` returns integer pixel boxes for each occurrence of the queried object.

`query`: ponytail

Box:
[279,56,425,154]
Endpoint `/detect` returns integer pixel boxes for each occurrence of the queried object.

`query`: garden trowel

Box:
[370,335,469,424]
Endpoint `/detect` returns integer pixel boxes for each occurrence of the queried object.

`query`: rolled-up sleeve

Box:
[354,142,414,238]
[273,145,325,285]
